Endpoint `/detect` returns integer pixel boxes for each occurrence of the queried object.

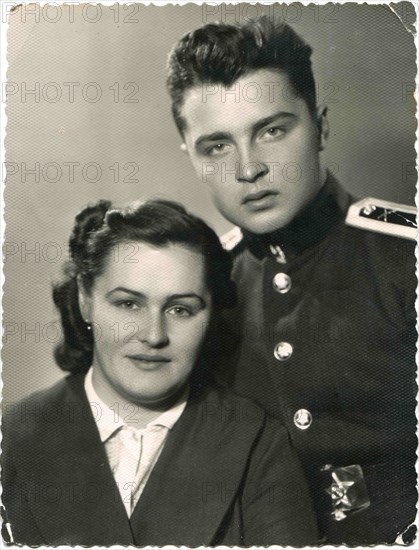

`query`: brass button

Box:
[293,409,312,430]
[273,273,292,293]
[274,342,293,361]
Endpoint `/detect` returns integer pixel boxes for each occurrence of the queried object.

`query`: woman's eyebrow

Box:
[105,287,146,299]
[167,294,207,307]
[105,288,206,307]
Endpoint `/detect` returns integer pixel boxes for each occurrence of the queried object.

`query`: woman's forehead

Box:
[97,241,208,295]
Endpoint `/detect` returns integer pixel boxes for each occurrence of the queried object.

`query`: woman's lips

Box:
[127,354,170,361]
[126,354,171,369]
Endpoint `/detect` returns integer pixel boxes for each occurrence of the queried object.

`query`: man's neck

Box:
[242,171,351,259]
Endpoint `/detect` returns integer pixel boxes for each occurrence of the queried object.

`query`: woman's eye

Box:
[167,306,192,317]
[116,301,138,310]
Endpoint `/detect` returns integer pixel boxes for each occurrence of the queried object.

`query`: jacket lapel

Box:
[130,385,264,546]
[20,376,134,545]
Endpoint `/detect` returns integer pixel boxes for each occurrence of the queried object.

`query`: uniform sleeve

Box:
[240,415,319,546]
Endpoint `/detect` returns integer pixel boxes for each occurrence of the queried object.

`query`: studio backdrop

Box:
[3,2,416,403]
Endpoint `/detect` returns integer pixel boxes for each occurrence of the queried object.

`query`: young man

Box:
[166,17,417,545]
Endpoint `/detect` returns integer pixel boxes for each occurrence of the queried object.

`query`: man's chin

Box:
[240,214,291,235]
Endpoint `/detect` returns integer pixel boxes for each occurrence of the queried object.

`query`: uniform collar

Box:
[243,172,352,261]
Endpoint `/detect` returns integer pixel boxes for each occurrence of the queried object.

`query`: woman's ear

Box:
[316,104,329,151]
[77,276,92,323]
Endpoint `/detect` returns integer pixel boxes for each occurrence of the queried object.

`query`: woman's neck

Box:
[90,367,187,430]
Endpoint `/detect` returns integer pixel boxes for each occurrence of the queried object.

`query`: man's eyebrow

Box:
[251,111,297,135]
[194,111,297,149]
[195,131,233,149]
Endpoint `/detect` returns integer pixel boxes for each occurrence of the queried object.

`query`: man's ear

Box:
[180,142,188,155]
[77,276,92,323]
[316,104,329,151]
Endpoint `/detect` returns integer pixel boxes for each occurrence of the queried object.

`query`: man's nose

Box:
[138,312,169,347]
[236,147,269,183]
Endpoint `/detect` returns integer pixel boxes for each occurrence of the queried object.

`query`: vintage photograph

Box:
[1,1,417,546]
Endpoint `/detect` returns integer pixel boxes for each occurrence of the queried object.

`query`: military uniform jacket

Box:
[217,175,417,544]
[1,373,318,546]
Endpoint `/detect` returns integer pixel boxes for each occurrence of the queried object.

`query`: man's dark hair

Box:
[53,198,236,374]
[167,16,316,135]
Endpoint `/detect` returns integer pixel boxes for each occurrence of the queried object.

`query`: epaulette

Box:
[220,226,243,251]
[345,197,416,241]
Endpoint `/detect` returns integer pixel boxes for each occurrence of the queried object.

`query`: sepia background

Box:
[3,2,417,403]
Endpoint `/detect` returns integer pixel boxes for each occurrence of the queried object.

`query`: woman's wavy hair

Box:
[53,199,236,374]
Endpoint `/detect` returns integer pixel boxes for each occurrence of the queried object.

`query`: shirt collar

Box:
[84,368,188,443]
[243,172,352,261]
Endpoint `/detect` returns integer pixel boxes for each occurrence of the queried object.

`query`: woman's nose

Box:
[138,312,169,347]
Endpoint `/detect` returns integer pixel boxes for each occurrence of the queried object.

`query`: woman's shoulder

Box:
[191,381,288,438]
[195,380,265,411]
[2,374,86,439]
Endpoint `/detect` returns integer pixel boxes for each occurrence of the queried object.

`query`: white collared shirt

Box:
[84,368,187,516]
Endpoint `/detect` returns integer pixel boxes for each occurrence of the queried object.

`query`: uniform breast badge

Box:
[321,464,371,521]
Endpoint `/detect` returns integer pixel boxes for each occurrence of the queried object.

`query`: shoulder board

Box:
[220,226,243,251]
[345,197,416,241]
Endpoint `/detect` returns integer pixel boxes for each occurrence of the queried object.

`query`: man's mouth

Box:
[243,190,277,208]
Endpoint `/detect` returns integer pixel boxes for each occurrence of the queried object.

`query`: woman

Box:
[2,199,318,546]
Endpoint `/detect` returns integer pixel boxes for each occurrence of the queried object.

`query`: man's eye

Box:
[262,127,284,139]
[167,306,192,317]
[206,143,229,156]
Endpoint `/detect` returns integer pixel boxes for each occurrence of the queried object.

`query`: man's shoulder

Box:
[345,196,416,243]
[220,197,416,257]
[340,197,416,277]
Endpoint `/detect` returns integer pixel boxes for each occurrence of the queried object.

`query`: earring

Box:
[85,320,92,331]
